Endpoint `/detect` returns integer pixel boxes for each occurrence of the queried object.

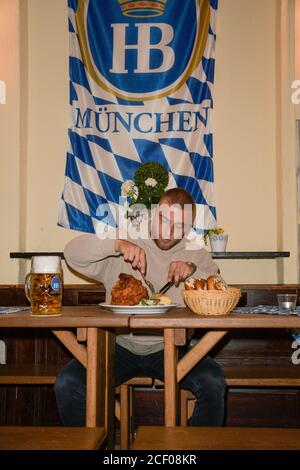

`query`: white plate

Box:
[99,303,177,315]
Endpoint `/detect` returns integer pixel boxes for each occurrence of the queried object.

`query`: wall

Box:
[25,0,75,279]
[295,0,300,138]
[296,0,300,80]
[279,0,298,284]
[24,0,78,282]
[213,0,298,284]
[214,0,279,283]
[0,0,21,284]
[0,0,298,285]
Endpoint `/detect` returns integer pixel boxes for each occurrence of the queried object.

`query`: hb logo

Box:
[76,0,210,100]
[110,23,175,74]
[111,1,174,74]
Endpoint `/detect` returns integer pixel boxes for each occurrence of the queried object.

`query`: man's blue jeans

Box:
[54,343,226,426]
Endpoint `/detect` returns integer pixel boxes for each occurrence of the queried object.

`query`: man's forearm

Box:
[64,235,117,266]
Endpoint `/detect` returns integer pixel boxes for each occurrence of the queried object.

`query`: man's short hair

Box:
[159,188,196,222]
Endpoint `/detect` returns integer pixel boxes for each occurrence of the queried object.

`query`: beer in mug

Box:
[25,256,63,316]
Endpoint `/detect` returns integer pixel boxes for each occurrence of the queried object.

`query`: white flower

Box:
[132,185,139,200]
[145,178,158,187]
[121,180,135,196]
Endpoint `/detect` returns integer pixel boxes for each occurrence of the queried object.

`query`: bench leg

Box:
[164,329,179,426]
[120,384,131,450]
[105,330,116,450]
[180,390,189,426]
[86,328,105,428]
[180,390,196,426]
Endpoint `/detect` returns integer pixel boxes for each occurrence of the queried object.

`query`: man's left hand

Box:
[168,261,196,286]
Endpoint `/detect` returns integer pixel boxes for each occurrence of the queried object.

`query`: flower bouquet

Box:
[121,161,169,223]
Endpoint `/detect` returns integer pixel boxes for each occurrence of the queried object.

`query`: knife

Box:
[158,281,174,295]
[158,263,196,295]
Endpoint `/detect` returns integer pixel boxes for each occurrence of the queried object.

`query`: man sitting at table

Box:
[54,188,226,426]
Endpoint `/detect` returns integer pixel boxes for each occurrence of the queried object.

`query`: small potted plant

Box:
[204,228,228,252]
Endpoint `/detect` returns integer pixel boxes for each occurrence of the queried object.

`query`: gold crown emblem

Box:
[118,0,168,18]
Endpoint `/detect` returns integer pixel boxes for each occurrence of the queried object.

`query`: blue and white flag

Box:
[58,0,218,234]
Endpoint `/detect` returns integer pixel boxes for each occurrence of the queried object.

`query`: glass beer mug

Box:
[25,256,63,316]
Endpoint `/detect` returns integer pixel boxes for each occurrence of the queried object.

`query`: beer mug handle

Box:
[25,273,31,302]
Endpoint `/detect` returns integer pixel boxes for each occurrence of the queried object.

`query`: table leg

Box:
[174,329,187,346]
[164,329,178,427]
[105,330,116,450]
[52,330,87,367]
[77,328,87,342]
[177,330,228,382]
[86,328,106,427]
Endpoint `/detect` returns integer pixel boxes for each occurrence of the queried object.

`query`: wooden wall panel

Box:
[226,389,300,428]
[213,330,294,366]
[134,388,300,428]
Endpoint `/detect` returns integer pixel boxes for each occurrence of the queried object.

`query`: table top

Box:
[1,306,300,329]
[129,307,300,329]
[0,306,130,328]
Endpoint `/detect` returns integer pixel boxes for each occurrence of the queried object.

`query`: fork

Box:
[140,271,155,296]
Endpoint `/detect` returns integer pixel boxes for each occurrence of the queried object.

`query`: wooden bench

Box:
[0,364,62,384]
[132,426,300,450]
[2,363,300,441]
[0,427,106,450]
[223,364,300,386]
[117,364,300,449]
[181,364,300,423]
[2,362,300,450]
[2,363,299,387]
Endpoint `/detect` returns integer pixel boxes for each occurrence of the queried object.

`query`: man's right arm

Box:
[64,235,118,282]
[64,236,147,282]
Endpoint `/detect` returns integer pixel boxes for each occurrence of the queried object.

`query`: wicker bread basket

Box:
[182,287,241,316]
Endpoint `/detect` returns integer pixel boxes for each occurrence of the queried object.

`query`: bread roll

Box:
[207,275,227,291]
[206,275,217,290]
[195,279,207,290]
[185,278,196,290]
[215,277,227,291]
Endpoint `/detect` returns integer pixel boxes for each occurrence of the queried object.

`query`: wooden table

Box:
[129,308,300,426]
[3,307,300,436]
[0,306,129,446]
